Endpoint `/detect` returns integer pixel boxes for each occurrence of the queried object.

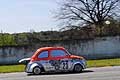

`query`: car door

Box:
[37,50,52,71]
[49,49,72,71]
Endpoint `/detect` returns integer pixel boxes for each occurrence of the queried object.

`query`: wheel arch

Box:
[73,62,84,69]
[30,63,45,72]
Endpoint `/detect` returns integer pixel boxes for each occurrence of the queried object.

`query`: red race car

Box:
[19,47,86,75]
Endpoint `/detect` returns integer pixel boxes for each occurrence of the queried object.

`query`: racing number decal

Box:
[49,60,68,70]
[62,60,68,70]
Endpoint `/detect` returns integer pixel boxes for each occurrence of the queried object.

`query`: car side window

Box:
[38,51,48,58]
[51,50,67,57]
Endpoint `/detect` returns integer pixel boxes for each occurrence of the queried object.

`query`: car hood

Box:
[70,55,84,59]
[19,58,31,64]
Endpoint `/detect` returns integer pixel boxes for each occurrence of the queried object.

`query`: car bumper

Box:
[81,59,87,69]
[25,63,33,73]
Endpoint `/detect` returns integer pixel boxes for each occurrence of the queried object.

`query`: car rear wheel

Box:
[33,67,41,75]
[73,64,83,72]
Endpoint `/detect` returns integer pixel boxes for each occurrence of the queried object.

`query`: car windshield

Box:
[64,49,71,55]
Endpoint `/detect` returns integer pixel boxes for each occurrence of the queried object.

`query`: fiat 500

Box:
[19,47,86,75]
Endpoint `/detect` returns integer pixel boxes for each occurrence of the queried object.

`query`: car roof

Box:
[32,47,66,58]
[37,47,65,51]
[35,47,65,53]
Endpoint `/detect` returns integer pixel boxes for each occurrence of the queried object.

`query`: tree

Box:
[57,0,120,35]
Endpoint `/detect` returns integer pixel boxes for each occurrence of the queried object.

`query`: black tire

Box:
[33,67,41,75]
[73,64,83,73]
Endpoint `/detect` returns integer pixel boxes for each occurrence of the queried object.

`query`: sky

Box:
[0,0,59,33]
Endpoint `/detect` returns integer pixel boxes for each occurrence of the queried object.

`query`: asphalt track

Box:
[0,66,120,80]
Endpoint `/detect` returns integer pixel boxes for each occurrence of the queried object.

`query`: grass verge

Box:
[0,65,25,73]
[0,58,120,73]
[87,58,120,67]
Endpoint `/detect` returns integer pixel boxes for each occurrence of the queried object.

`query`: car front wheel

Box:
[33,67,41,75]
[73,64,83,72]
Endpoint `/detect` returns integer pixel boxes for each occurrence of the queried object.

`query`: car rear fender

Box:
[29,62,44,72]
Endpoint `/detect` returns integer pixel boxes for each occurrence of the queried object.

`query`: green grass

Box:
[0,58,120,73]
[0,65,25,73]
[87,58,120,67]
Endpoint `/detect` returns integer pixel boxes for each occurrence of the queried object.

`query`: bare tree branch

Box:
[56,0,120,27]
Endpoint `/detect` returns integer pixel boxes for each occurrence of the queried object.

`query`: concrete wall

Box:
[0,46,34,64]
[0,36,120,64]
[65,36,120,59]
